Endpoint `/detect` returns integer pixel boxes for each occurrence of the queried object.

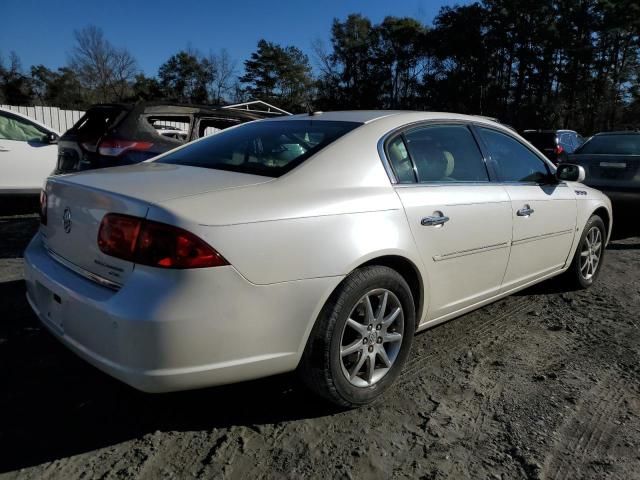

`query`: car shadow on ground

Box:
[0,215,39,259]
[606,241,640,250]
[0,196,39,217]
[0,277,340,472]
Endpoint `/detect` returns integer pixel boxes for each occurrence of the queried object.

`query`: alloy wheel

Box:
[339,288,405,387]
[579,226,602,281]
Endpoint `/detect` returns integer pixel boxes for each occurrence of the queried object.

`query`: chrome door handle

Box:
[0,146,9,152]
[421,213,449,227]
[517,205,534,216]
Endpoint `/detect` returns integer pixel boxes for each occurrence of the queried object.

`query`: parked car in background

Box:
[153,124,188,141]
[569,131,640,212]
[55,102,284,173]
[25,111,611,407]
[0,107,60,194]
[522,129,584,164]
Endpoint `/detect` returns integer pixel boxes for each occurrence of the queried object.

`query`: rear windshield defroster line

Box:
[156,120,362,177]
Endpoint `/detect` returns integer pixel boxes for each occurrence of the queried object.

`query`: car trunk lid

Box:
[42,163,271,285]
[42,178,148,286]
[569,154,640,189]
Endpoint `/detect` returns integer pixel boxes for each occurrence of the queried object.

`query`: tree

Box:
[69,25,138,103]
[30,65,56,104]
[240,40,313,112]
[0,51,33,105]
[130,74,163,101]
[158,51,213,103]
[208,49,237,104]
[376,17,428,108]
[30,65,84,108]
[327,14,381,108]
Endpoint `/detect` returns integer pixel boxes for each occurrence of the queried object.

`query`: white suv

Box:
[0,107,60,194]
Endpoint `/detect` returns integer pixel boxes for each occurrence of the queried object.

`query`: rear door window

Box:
[400,124,489,183]
[386,135,416,183]
[198,117,244,138]
[145,116,191,145]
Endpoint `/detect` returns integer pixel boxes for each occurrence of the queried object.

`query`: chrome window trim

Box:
[472,123,559,180]
[377,119,494,187]
[393,182,499,188]
[46,248,122,291]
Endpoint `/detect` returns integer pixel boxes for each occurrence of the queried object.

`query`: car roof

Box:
[87,102,265,121]
[0,106,60,134]
[594,131,640,136]
[265,110,505,125]
[523,129,577,134]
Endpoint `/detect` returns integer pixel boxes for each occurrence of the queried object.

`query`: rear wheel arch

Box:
[298,263,417,406]
[297,254,424,368]
[357,255,424,328]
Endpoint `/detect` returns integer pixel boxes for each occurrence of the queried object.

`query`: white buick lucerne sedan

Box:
[24,111,611,407]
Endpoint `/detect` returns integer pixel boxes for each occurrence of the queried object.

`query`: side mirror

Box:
[556,163,585,183]
[44,132,59,144]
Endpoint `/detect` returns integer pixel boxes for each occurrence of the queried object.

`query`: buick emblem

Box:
[63,208,72,233]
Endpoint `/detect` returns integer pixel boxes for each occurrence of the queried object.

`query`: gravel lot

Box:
[1,206,639,480]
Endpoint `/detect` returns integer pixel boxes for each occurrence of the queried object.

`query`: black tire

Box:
[562,214,606,289]
[298,265,415,408]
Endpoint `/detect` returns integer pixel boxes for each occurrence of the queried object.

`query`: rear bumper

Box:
[24,233,341,392]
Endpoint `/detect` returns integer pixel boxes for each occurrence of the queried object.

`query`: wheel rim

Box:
[579,226,603,281]
[339,288,405,387]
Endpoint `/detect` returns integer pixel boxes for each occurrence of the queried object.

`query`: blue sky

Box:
[1,0,466,76]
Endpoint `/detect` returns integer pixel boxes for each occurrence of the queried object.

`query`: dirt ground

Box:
[1,205,639,480]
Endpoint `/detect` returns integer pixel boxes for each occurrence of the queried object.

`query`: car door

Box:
[0,111,58,193]
[386,123,513,321]
[476,126,577,291]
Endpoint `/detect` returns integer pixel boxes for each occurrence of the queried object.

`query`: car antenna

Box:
[305,102,323,116]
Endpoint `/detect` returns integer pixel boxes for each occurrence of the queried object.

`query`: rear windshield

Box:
[521,132,557,149]
[576,134,640,155]
[156,120,361,177]
[70,107,126,141]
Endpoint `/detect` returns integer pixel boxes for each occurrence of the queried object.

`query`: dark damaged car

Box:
[55,103,274,173]
[569,131,640,214]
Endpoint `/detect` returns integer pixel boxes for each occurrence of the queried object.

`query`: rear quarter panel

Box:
[146,197,424,287]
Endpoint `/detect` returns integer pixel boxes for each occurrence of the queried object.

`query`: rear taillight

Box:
[97,213,228,269]
[555,144,564,155]
[97,139,153,157]
[39,190,47,225]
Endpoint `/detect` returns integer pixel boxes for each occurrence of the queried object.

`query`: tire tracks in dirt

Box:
[399,296,535,387]
[544,372,629,480]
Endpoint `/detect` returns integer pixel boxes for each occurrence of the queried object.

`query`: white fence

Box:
[0,105,85,134]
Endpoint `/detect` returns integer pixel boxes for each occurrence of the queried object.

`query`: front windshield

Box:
[156,120,361,177]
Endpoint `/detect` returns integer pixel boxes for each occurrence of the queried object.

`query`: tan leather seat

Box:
[388,141,414,182]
